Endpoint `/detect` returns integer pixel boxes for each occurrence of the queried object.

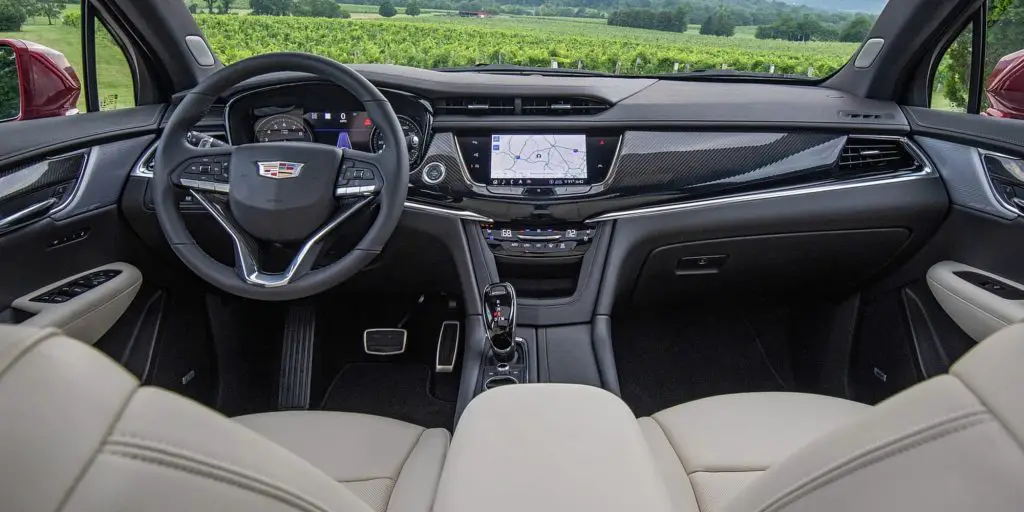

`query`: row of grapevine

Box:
[196,15,857,76]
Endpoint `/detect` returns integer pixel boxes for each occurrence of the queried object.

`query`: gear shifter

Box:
[483,282,517,363]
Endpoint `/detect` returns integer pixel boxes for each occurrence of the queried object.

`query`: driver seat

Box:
[0,324,447,512]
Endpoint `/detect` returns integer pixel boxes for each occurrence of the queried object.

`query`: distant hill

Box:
[783,0,887,13]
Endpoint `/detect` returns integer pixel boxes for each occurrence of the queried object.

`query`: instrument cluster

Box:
[226,82,431,169]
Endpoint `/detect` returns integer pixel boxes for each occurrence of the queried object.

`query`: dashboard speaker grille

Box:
[839,138,919,174]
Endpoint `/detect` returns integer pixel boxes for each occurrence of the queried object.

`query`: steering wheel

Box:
[153,53,409,301]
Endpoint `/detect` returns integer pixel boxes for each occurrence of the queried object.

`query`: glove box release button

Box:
[675,255,729,275]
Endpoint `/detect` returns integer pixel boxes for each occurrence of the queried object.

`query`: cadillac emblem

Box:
[257,161,304,179]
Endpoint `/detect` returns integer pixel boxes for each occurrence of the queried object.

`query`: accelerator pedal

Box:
[435,321,460,373]
[364,328,407,356]
[278,304,316,410]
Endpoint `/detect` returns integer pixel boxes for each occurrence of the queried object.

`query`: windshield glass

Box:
[189,0,887,78]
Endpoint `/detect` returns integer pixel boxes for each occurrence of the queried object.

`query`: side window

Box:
[931,0,1024,120]
[0,2,136,123]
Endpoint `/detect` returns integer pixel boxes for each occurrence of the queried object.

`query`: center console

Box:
[436,384,673,512]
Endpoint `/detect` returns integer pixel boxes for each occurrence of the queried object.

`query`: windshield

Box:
[188,0,887,79]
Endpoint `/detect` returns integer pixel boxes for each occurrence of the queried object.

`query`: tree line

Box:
[755,13,873,42]
[0,0,67,31]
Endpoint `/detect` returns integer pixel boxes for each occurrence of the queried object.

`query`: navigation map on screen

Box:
[490,134,587,185]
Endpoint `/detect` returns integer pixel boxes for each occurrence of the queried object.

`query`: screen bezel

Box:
[456,131,620,186]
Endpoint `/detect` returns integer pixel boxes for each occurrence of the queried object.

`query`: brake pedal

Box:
[278,304,316,410]
[364,328,407,355]
[435,321,460,373]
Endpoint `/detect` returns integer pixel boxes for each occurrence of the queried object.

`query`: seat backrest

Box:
[722,323,1024,512]
[0,325,373,512]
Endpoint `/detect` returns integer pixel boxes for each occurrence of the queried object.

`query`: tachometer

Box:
[253,114,311,143]
[370,115,423,165]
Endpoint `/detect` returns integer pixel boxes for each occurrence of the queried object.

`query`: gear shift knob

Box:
[483,282,517,362]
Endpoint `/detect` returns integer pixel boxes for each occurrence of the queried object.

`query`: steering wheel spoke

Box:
[194,192,375,288]
[335,149,385,198]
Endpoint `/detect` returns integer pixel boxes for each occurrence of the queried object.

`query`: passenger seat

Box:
[639,324,1024,512]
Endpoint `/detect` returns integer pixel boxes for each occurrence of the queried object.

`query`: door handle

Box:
[0,198,58,233]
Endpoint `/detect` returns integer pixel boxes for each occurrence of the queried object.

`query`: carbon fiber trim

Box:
[0,153,87,205]
[410,132,476,196]
[609,132,844,192]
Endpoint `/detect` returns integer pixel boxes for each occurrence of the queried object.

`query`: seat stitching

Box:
[754,410,991,512]
[690,469,768,475]
[383,428,433,512]
[0,327,59,384]
[952,369,1024,453]
[54,345,138,512]
[647,416,690,474]
[105,448,328,512]
[107,435,334,512]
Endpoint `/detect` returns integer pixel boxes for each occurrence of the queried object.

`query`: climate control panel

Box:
[481,223,595,257]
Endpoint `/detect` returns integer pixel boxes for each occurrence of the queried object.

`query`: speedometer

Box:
[370,115,423,165]
[253,114,311,143]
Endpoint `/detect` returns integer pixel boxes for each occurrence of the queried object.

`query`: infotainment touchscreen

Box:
[489,134,588,186]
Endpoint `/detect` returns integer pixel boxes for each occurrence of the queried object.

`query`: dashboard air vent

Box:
[434,97,515,115]
[521,97,609,115]
[434,97,609,115]
[838,137,919,174]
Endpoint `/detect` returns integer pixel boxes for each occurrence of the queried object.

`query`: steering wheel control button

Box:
[422,162,446,184]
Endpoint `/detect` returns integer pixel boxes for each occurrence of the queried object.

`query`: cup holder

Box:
[484,375,519,390]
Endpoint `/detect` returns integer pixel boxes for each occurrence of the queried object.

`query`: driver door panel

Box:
[0,111,163,342]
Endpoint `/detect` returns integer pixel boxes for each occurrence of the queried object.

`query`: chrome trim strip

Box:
[588,137,933,223]
[588,171,932,222]
[403,200,492,222]
[0,198,58,232]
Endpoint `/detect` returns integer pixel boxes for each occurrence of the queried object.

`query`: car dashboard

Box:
[123,65,946,316]
[218,68,930,230]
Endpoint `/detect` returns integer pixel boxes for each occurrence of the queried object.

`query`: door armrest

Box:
[11,263,142,344]
[927,261,1024,341]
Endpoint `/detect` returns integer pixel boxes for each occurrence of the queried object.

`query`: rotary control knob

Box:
[422,162,446,184]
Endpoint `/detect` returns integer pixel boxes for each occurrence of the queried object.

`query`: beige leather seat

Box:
[641,324,1024,512]
[641,392,869,512]
[2,322,1022,512]
[0,325,447,512]
[235,412,449,512]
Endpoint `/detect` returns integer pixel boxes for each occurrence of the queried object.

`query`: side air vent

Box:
[434,97,609,115]
[838,137,920,174]
[521,97,609,115]
[434,97,515,115]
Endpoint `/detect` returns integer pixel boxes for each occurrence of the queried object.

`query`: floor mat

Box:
[321,363,455,430]
[613,311,792,417]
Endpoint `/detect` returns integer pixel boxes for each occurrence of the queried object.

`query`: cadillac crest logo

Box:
[257,161,304,179]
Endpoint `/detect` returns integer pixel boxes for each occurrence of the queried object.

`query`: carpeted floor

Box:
[320,363,456,430]
[612,310,794,417]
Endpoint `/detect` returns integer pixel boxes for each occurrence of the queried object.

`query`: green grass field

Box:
[2,10,862,113]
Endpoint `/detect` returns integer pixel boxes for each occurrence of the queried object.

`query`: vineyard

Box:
[196,14,859,75]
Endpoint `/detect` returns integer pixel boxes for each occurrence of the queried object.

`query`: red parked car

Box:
[985,49,1024,119]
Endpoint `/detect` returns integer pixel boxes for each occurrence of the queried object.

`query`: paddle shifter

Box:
[483,282,517,363]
